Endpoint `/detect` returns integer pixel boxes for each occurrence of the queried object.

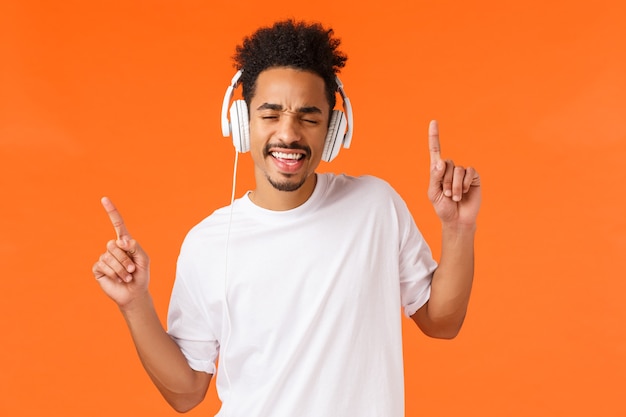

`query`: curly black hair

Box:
[233,19,348,110]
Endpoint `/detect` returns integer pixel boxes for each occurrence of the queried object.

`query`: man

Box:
[92,20,481,416]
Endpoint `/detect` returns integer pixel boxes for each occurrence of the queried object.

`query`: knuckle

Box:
[93,261,107,278]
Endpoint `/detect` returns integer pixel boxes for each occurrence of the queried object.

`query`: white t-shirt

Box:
[168,173,437,417]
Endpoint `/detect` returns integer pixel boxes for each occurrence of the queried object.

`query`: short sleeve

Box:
[392,192,438,317]
[167,241,220,374]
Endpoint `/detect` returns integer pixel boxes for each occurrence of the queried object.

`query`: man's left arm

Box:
[411,120,481,339]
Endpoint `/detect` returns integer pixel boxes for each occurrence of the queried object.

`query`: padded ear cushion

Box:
[323,110,347,162]
[229,100,250,153]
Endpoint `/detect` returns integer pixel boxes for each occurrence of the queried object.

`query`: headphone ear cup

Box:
[229,100,250,153]
[323,110,347,162]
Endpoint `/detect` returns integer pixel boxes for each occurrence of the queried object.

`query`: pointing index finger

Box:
[428,120,442,167]
[101,196,132,241]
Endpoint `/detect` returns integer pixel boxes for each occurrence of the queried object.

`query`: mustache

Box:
[263,143,311,158]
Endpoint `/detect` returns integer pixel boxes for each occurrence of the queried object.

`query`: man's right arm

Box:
[120,293,211,412]
[92,197,211,412]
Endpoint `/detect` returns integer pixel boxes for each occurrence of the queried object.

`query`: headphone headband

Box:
[221,70,244,137]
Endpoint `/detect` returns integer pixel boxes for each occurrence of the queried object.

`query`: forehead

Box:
[251,67,329,110]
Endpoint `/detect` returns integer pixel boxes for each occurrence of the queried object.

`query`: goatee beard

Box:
[267,174,307,192]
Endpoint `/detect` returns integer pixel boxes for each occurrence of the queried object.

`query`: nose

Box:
[275,113,301,144]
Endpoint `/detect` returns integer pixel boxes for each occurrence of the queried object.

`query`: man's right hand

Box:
[92,197,150,308]
[91,197,211,412]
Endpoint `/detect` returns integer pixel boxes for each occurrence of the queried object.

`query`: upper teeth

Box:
[272,152,303,160]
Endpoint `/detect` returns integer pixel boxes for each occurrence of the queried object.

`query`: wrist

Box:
[119,291,154,318]
[441,221,477,235]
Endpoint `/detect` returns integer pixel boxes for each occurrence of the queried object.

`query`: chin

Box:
[267,175,307,192]
[269,179,304,191]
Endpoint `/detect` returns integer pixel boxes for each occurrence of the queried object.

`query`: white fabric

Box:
[167,173,437,417]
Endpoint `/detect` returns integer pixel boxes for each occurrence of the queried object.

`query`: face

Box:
[248,67,330,205]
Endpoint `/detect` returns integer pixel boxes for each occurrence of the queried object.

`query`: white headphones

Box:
[221,70,353,162]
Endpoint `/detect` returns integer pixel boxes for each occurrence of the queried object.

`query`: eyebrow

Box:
[256,103,323,114]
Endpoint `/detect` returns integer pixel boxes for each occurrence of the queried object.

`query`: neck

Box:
[250,173,317,211]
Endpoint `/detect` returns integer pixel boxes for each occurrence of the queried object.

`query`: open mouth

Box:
[266,147,309,174]
[265,144,311,171]
[271,151,305,163]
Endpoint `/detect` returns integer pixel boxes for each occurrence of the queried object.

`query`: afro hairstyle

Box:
[233,19,348,110]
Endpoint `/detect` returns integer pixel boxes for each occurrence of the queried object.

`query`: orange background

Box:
[1,1,625,416]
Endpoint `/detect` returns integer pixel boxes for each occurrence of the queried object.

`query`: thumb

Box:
[117,237,140,259]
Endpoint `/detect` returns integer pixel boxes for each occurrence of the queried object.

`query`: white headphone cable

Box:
[221,148,238,401]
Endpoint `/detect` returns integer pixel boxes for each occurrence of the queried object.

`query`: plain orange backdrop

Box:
[1,1,625,416]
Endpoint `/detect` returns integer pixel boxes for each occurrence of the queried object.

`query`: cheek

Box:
[248,126,266,152]
[312,133,328,155]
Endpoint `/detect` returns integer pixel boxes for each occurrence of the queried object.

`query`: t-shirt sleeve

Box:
[167,238,220,374]
[392,191,438,317]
